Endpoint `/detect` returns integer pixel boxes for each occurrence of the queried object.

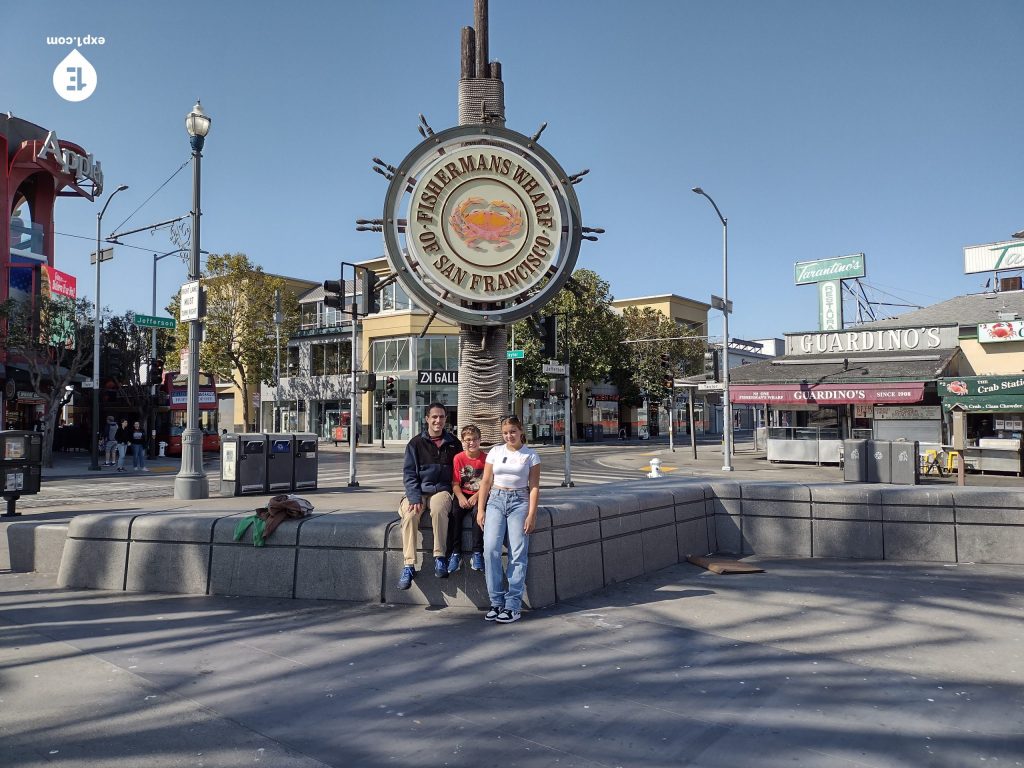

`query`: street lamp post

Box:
[152,249,181,359]
[692,186,734,472]
[89,183,129,472]
[174,101,211,500]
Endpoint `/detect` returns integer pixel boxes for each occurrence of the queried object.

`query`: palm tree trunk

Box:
[457,325,507,445]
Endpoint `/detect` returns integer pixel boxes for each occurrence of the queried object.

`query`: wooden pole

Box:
[474,0,488,79]
[461,26,475,80]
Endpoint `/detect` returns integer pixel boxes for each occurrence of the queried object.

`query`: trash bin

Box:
[1,431,44,517]
[293,432,318,490]
[584,425,595,442]
[890,440,919,485]
[843,439,868,483]
[866,439,892,484]
[267,433,295,492]
[219,433,268,496]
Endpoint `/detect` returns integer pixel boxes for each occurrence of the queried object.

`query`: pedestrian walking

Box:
[103,416,119,466]
[130,421,148,471]
[115,419,131,472]
[477,415,541,624]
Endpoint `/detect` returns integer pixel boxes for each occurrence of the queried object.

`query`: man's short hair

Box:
[460,424,481,439]
[425,402,447,417]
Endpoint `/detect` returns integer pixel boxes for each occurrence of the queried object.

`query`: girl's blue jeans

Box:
[483,489,531,612]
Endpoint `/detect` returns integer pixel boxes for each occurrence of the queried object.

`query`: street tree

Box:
[172,253,300,430]
[102,313,176,438]
[620,305,705,402]
[511,269,626,432]
[0,295,93,467]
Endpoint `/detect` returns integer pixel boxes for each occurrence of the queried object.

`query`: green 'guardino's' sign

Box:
[794,253,866,285]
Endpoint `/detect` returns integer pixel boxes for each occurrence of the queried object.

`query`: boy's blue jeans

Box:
[483,489,530,611]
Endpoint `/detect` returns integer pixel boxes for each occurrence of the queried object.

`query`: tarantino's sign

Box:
[407,144,561,302]
[794,253,866,285]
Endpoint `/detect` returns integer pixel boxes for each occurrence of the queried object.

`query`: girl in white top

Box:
[476,415,540,623]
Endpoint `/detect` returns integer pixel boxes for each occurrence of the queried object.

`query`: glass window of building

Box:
[372,337,411,373]
[380,281,412,312]
[310,339,352,376]
[416,336,459,370]
[300,303,319,329]
[286,346,300,377]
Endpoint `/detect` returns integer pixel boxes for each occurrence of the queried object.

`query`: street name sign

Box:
[698,382,725,391]
[89,247,113,265]
[134,314,176,329]
[542,362,567,375]
[506,349,525,359]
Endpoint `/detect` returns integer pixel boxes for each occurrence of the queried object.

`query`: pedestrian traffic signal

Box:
[149,358,165,385]
[385,375,396,399]
[323,279,345,310]
[703,349,720,382]
[540,315,557,358]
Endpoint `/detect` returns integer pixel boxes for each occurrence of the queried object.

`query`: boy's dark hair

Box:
[460,424,481,439]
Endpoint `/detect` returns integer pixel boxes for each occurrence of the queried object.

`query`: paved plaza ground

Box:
[2,556,1022,767]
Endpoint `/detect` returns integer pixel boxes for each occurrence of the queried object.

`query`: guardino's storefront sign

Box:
[383,125,582,326]
[730,383,926,405]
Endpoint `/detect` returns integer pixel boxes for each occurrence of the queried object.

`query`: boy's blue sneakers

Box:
[447,553,462,574]
[397,565,415,590]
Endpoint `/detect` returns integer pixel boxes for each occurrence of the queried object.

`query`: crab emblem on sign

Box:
[449,198,523,249]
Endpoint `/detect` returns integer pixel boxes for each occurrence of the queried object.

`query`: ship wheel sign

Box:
[383,125,584,326]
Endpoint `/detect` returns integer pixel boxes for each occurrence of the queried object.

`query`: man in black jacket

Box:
[397,402,462,590]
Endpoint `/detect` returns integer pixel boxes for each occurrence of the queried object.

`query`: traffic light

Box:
[358,372,377,392]
[360,268,380,315]
[385,375,396,399]
[703,349,720,382]
[107,348,124,380]
[149,358,165,385]
[660,352,673,390]
[540,315,557,358]
[323,279,345,310]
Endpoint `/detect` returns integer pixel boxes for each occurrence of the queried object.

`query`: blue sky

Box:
[6,0,1022,340]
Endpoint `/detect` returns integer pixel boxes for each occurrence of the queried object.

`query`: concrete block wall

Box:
[48,479,1024,609]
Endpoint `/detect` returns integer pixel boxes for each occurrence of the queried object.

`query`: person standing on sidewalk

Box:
[103,416,119,466]
[114,419,131,472]
[396,402,462,590]
[130,420,148,471]
[477,415,541,624]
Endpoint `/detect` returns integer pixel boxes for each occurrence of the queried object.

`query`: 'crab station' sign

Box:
[383,125,582,326]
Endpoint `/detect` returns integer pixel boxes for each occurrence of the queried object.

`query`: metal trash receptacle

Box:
[843,439,868,482]
[219,433,268,496]
[267,433,295,492]
[866,440,892,484]
[293,432,318,490]
[890,440,919,485]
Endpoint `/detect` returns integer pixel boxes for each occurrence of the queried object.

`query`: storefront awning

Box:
[731,382,925,405]
[943,395,1024,412]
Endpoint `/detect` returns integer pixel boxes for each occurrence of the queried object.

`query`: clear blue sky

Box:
[6,0,1022,340]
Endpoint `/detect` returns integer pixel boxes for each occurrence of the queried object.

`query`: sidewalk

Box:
[40,451,212,480]
[2,558,1021,767]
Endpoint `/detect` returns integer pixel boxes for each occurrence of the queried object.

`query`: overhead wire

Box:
[109,156,191,235]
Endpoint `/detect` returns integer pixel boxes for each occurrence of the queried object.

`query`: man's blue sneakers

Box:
[434,556,448,578]
[397,565,415,590]
[447,553,463,574]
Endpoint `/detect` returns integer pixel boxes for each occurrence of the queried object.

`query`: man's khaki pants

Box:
[399,492,452,567]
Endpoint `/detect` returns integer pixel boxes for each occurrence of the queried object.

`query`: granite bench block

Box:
[882,506,955,524]
[812,519,883,559]
[527,527,553,555]
[955,506,1024,525]
[624,488,677,512]
[298,512,391,548]
[674,500,707,523]
[741,483,812,502]
[130,511,227,543]
[710,496,742,516]
[295,548,385,602]
[546,501,601,527]
[715,512,742,554]
[524,551,556,609]
[599,510,643,537]
[552,520,602,549]
[641,505,676,530]
[66,511,142,541]
[882,521,956,562]
[677,517,712,557]
[956,525,1024,565]
[125,541,210,594]
[213,513,310,547]
[742,498,812,518]
[382,550,479,607]
[704,480,741,502]
[742,516,811,557]
[809,484,885,505]
[667,483,707,506]
[593,493,643,518]
[553,541,604,601]
[57,538,128,590]
[880,487,955,509]
[642,525,678,572]
[602,533,644,585]
[209,545,297,598]
[812,501,883,521]
[951,488,1024,510]
[385,518,442,556]
[7,523,68,573]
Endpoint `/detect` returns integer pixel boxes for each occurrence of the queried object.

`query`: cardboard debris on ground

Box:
[686,555,765,574]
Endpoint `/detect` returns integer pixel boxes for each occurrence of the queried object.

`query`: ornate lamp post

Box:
[89,183,128,471]
[692,186,734,472]
[174,101,211,500]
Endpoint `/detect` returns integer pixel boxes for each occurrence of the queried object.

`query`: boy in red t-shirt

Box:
[446,424,486,573]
